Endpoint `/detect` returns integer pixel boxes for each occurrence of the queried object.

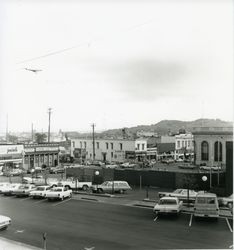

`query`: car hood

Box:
[0,215,11,221]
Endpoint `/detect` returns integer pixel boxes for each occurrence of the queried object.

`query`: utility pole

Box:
[31,123,34,142]
[6,114,8,142]
[91,123,96,161]
[48,108,52,143]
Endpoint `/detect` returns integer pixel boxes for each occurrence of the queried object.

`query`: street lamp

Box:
[95,170,99,192]
[202,175,207,192]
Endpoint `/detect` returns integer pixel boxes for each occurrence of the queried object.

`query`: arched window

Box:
[201,141,209,161]
[214,141,222,161]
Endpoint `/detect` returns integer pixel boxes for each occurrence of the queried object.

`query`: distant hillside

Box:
[99,119,232,138]
[67,119,232,139]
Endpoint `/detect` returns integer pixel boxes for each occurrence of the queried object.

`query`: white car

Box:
[2,183,22,196]
[29,185,52,199]
[158,189,198,202]
[199,166,222,171]
[153,197,183,215]
[218,194,233,209]
[0,215,11,230]
[92,181,132,194]
[0,183,11,193]
[13,184,36,197]
[46,186,72,201]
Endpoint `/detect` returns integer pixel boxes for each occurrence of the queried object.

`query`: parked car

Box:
[194,192,219,218]
[23,176,58,186]
[49,166,65,174]
[56,178,92,191]
[0,182,11,193]
[178,164,197,169]
[0,215,11,230]
[153,197,183,215]
[199,166,222,171]
[218,194,233,209]
[92,181,132,194]
[121,162,136,169]
[158,189,198,202]
[161,159,174,164]
[46,186,72,201]
[3,168,24,177]
[13,184,36,197]
[105,164,119,169]
[29,185,52,199]
[1,183,22,196]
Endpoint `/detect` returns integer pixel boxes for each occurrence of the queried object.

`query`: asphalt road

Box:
[0,195,232,250]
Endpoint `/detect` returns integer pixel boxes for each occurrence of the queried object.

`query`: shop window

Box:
[142,144,145,150]
[214,141,222,161]
[106,142,109,150]
[201,141,209,161]
[111,143,114,150]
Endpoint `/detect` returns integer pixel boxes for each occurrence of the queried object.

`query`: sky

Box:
[0,0,233,133]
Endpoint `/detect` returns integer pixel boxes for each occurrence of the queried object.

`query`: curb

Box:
[0,237,43,250]
[73,191,116,198]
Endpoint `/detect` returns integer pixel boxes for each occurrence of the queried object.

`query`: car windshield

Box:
[160,199,177,205]
[36,187,45,191]
[51,188,62,192]
[173,189,182,194]
[19,186,29,189]
[102,182,109,186]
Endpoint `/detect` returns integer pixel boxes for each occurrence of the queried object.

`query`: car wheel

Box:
[82,185,88,191]
[119,189,124,194]
[97,188,103,193]
[228,202,233,209]
[61,196,64,201]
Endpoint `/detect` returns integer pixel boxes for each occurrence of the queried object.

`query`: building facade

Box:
[0,144,24,170]
[175,133,194,160]
[23,143,60,170]
[71,138,147,163]
[192,127,233,167]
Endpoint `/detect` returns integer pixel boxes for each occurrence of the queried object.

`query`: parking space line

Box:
[20,197,31,201]
[52,198,72,206]
[153,216,158,221]
[34,199,47,204]
[226,218,233,233]
[189,214,193,227]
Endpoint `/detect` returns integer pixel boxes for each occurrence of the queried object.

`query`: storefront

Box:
[0,144,24,171]
[23,143,60,170]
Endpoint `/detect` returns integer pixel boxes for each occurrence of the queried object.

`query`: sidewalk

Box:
[0,237,42,250]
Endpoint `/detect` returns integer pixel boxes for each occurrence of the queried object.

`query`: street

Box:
[0,194,232,250]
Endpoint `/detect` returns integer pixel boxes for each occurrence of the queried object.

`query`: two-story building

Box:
[175,133,194,160]
[71,138,147,163]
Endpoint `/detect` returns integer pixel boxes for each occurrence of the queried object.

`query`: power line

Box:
[16,19,154,65]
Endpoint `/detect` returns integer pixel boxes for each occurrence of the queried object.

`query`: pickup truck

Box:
[56,178,92,191]
[46,186,72,201]
[23,176,58,186]
[158,189,198,202]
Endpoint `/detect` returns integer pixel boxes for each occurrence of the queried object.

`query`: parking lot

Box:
[0,186,233,250]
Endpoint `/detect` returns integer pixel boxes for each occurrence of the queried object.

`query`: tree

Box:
[8,134,18,143]
[34,133,47,143]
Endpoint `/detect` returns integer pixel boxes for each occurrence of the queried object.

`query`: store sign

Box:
[35,147,59,152]
[0,145,24,155]
[24,148,35,153]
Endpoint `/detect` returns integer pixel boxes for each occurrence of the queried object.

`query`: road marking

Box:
[20,197,31,201]
[189,214,193,227]
[226,218,233,233]
[153,216,158,221]
[52,198,72,206]
[15,230,25,233]
[34,199,47,204]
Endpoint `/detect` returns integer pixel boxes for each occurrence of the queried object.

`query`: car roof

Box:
[196,192,217,197]
[161,196,178,200]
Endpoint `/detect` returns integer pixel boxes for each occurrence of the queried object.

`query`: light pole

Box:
[202,175,207,192]
[31,169,35,184]
[95,170,99,192]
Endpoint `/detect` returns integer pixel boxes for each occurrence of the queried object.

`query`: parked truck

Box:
[56,178,92,191]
